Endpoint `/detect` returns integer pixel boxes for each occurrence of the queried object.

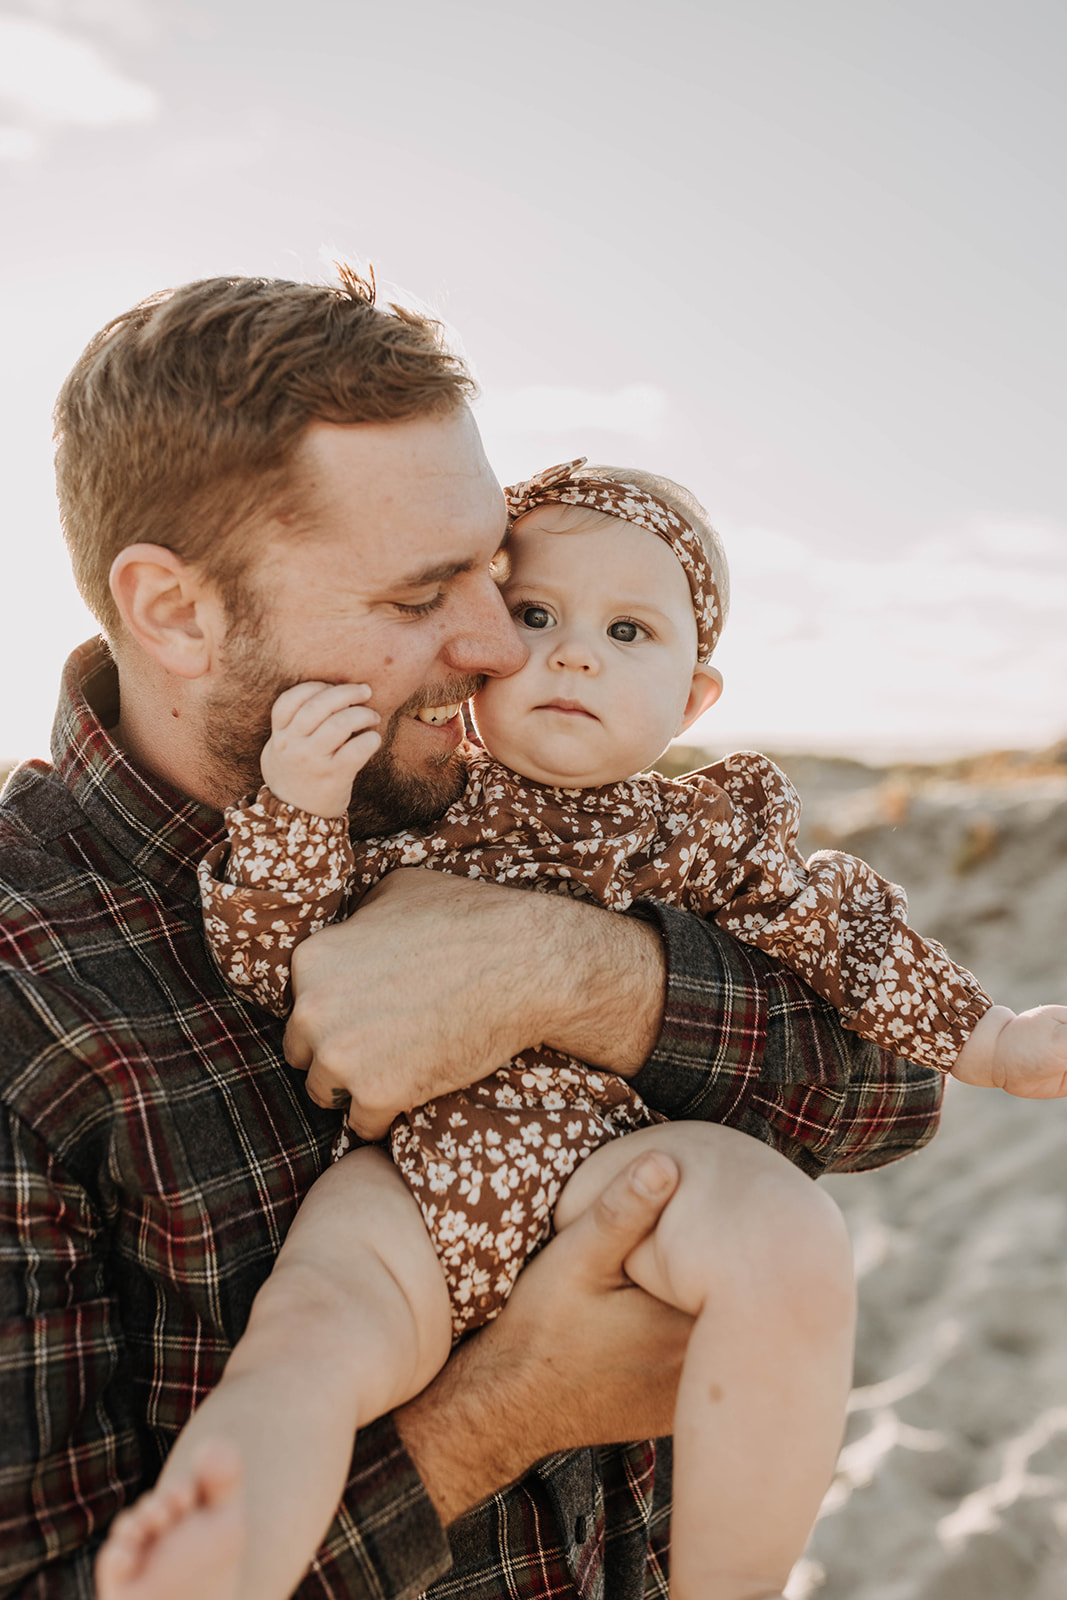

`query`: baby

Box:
[98,461,1067,1600]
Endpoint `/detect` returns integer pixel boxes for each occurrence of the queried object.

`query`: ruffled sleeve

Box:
[198,786,354,1015]
[676,753,992,1073]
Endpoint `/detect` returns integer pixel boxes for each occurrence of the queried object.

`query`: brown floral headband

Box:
[503,458,723,663]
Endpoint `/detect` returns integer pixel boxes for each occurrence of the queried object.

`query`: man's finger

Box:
[281,1012,312,1073]
[560,1152,679,1288]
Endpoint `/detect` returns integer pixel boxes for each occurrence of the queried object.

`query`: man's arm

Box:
[284,870,942,1170]
[0,1087,686,1597]
[0,1107,142,1598]
[285,869,667,1139]
[627,901,944,1174]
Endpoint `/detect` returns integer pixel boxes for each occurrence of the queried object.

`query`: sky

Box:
[1,0,1065,765]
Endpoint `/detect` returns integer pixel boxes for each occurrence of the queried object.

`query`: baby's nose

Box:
[552,633,599,673]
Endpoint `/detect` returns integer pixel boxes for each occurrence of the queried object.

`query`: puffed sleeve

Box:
[198,786,355,1016]
[676,754,992,1074]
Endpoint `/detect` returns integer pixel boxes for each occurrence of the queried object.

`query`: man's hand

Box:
[284,868,667,1139]
[395,1150,691,1524]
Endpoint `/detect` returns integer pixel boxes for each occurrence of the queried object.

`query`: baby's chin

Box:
[485,748,654,791]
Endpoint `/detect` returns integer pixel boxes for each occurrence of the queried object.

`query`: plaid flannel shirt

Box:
[0,639,943,1600]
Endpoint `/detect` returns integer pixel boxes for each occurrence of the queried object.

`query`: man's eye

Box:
[393,593,445,618]
[608,619,645,642]
[517,605,553,630]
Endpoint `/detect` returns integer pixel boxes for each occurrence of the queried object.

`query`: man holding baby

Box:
[0,265,941,1598]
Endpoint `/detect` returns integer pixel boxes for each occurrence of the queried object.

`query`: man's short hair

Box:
[54,265,476,637]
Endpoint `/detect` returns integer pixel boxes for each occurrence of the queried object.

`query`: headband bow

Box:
[503,458,722,662]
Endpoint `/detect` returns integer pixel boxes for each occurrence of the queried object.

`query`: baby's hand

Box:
[953,1004,1067,1099]
[261,682,381,818]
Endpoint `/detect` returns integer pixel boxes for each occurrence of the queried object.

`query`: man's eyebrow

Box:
[394,557,475,587]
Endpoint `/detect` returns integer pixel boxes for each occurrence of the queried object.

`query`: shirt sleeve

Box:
[0,1106,142,1599]
[626,901,944,1178]
[198,786,355,1016]
[677,754,991,1074]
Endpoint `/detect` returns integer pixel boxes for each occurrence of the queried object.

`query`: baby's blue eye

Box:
[520,605,553,630]
[608,620,641,642]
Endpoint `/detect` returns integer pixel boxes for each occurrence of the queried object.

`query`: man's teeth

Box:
[413,703,462,726]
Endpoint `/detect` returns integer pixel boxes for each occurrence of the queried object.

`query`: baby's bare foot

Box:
[96,1440,244,1600]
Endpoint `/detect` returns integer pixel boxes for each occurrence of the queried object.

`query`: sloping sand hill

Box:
[760,746,1067,1599]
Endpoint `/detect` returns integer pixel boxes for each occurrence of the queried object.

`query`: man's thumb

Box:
[576,1151,680,1282]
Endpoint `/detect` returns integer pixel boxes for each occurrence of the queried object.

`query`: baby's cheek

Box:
[469,679,514,753]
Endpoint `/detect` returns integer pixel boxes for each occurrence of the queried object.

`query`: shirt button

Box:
[574,1514,588,1543]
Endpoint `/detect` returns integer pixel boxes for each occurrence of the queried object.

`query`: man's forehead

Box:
[289,413,502,549]
[300,411,491,488]
[245,413,503,590]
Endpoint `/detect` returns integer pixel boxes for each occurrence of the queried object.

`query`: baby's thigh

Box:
[554,1122,852,1321]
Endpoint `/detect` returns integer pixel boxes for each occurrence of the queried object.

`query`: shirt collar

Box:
[51,638,226,901]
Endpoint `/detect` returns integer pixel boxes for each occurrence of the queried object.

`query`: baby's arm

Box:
[696,755,1067,1099]
[199,684,380,1015]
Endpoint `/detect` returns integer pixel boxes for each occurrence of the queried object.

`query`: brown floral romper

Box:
[200,746,990,1337]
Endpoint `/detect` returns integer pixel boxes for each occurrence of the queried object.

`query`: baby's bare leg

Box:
[97,1147,451,1600]
[555,1124,855,1600]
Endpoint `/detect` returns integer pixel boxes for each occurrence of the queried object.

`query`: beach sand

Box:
[762,747,1067,1599]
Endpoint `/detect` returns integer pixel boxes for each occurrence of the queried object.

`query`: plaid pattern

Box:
[0,639,943,1599]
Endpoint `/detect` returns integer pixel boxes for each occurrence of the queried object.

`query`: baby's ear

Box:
[678,665,723,734]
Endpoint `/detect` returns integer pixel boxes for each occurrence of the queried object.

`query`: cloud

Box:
[0,122,40,159]
[0,13,157,156]
[699,517,1067,757]
[478,383,667,439]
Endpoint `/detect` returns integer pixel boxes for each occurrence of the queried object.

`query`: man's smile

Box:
[412,702,464,726]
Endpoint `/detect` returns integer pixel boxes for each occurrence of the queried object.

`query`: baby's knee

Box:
[607,1124,853,1332]
[741,1170,855,1339]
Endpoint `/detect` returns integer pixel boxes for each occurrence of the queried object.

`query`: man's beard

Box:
[343,696,472,837]
[201,624,475,836]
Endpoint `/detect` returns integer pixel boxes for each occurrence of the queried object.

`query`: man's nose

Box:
[444,578,528,678]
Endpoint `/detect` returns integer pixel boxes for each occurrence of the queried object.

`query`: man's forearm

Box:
[287,870,668,1137]
[516,891,667,1078]
[394,1321,534,1523]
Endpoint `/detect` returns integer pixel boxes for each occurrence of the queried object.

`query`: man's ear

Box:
[677,664,723,735]
[109,544,221,680]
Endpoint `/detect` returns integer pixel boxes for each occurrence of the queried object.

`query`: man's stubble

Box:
[201,615,473,836]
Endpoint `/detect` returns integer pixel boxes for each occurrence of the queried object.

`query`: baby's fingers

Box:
[272,682,373,736]
[321,707,383,764]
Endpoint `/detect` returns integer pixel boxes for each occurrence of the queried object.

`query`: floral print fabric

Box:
[199,747,990,1335]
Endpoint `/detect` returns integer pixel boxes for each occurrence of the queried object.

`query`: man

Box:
[0,266,942,1599]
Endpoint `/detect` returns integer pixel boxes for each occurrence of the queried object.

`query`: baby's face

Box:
[472,508,711,787]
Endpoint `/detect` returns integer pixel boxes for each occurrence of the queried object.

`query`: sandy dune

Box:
[764,747,1067,1599]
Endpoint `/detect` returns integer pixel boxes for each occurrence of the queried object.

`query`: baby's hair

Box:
[578,464,731,637]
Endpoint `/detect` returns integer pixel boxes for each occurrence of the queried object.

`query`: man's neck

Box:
[112,663,232,812]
